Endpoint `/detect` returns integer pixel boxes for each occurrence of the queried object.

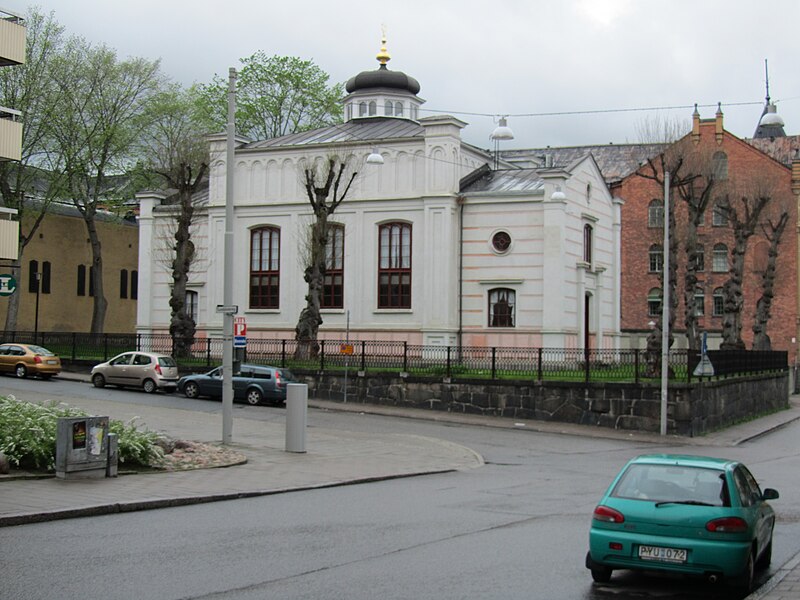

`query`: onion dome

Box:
[345,36,420,95]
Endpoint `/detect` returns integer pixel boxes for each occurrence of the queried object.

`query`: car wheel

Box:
[92,373,106,388]
[184,382,200,399]
[246,388,263,405]
[735,551,755,594]
[15,364,28,378]
[757,540,773,570]
[590,565,612,584]
[143,379,157,394]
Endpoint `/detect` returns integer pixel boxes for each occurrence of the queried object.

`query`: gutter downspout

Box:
[458,195,465,351]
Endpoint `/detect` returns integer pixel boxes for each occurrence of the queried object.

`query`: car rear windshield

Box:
[158,357,177,367]
[612,463,729,506]
[28,345,55,356]
[279,369,295,380]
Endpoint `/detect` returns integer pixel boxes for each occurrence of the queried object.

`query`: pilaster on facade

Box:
[420,115,466,196]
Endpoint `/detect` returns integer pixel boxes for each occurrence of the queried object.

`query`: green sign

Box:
[0,274,16,296]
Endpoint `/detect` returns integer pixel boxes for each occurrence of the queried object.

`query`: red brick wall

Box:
[617,120,797,362]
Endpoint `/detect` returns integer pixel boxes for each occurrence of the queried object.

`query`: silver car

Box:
[91,351,179,393]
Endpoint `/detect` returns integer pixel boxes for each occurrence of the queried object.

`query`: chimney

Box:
[715,103,724,145]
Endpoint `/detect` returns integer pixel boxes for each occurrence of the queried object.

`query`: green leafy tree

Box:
[0,9,66,332]
[48,38,161,333]
[195,53,343,140]
[136,85,209,356]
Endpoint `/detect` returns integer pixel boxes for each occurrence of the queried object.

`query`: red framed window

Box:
[250,227,280,309]
[378,222,411,308]
[322,225,344,309]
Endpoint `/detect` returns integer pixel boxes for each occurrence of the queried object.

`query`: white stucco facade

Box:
[136,49,622,351]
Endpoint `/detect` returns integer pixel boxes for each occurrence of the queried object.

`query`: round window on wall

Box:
[491,231,512,254]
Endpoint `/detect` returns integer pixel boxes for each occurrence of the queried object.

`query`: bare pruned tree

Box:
[294,154,358,359]
[752,211,789,350]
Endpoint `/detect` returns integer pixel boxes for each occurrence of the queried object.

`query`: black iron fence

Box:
[2,331,788,384]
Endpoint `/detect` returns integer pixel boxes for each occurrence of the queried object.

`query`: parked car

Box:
[586,454,778,593]
[91,351,179,393]
[0,343,62,379]
[177,364,296,405]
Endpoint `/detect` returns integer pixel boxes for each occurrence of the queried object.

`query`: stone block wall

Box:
[303,372,789,437]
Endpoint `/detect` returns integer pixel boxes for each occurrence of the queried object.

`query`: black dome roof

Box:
[345,64,420,95]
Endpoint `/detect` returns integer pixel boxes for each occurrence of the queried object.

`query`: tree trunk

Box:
[752,213,788,350]
[82,209,107,334]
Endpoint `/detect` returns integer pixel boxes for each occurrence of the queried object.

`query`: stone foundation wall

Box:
[302,372,789,437]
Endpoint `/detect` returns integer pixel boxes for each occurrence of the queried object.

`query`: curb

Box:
[745,550,800,600]
[0,469,455,528]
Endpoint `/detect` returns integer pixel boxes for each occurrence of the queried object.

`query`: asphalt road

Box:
[2,376,798,600]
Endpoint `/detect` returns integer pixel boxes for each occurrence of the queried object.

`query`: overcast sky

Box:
[8,0,800,150]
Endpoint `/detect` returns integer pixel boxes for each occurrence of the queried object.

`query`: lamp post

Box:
[221,67,236,445]
[490,116,514,170]
[660,171,670,436]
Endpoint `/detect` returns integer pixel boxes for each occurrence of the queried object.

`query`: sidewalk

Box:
[3,373,800,600]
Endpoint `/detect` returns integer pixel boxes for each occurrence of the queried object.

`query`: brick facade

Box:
[615,112,798,363]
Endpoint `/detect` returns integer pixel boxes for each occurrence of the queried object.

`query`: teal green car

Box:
[586,454,778,593]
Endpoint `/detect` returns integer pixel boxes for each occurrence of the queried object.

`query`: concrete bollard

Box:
[285,383,307,453]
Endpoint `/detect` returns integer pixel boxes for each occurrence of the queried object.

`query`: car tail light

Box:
[275,371,282,388]
[609,542,623,551]
[155,364,162,375]
[34,356,43,364]
[593,505,625,523]
[706,517,748,533]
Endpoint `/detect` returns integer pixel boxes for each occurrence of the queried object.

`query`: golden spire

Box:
[376,25,390,65]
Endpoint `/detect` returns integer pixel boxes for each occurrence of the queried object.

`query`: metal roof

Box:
[244,118,424,150]
[461,168,546,194]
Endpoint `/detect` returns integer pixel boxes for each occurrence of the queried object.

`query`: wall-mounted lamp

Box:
[366,148,384,165]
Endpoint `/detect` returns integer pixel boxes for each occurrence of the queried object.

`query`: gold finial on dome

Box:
[376,25,390,65]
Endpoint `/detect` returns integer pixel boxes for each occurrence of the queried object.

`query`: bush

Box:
[0,395,164,471]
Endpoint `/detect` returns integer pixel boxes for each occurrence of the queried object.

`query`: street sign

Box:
[0,274,16,297]
[234,317,247,348]
[340,343,354,355]
[215,304,238,314]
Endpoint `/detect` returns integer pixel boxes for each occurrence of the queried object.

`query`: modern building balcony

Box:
[0,8,26,66]
[0,106,22,162]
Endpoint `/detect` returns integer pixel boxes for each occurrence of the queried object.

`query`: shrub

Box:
[0,395,164,471]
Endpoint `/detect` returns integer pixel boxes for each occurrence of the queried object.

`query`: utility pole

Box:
[222,68,236,444]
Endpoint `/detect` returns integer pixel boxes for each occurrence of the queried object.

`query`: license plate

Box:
[46,360,58,365]
[638,545,687,563]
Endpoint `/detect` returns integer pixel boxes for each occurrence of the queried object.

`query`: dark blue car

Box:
[176,364,296,405]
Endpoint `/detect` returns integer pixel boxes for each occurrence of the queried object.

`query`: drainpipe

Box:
[458,195,465,351]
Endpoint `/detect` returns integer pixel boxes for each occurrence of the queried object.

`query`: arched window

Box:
[712,151,728,180]
[488,288,516,327]
[384,101,393,116]
[322,224,344,309]
[250,227,280,309]
[358,102,367,117]
[648,199,664,228]
[395,101,403,116]
[28,259,38,293]
[378,222,411,308]
[649,244,663,273]
[586,183,592,204]
[712,244,728,272]
[583,224,593,264]
[368,101,376,116]
[713,287,725,316]
[647,288,662,317]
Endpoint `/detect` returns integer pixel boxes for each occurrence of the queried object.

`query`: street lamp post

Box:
[222,67,236,445]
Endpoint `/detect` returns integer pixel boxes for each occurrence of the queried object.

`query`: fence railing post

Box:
[491,347,497,380]
[585,347,591,383]
[403,341,408,373]
[281,339,286,368]
[206,338,211,367]
[447,345,451,378]
[71,332,77,361]
[360,341,366,372]
[634,349,640,384]
[320,339,325,372]
[537,348,543,381]
[104,333,109,361]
